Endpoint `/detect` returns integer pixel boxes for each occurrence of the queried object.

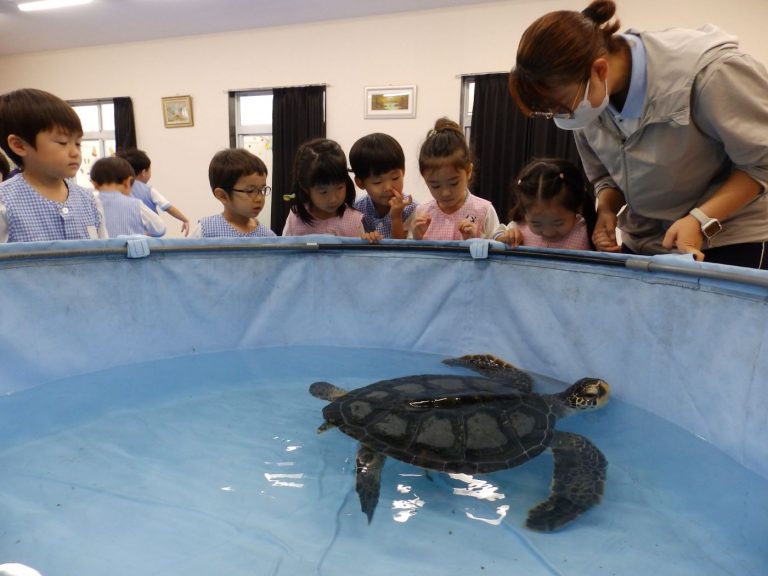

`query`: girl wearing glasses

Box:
[509,0,768,269]
[193,148,276,238]
[282,138,364,237]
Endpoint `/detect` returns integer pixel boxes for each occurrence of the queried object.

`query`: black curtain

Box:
[114,97,137,151]
[271,86,326,235]
[469,74,582,223]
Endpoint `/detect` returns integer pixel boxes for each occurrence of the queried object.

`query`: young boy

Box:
[349,132,416,240]
[191,148,276,238]
[90,156,166,238]
[116,148,191,236]
[0,88,108,243]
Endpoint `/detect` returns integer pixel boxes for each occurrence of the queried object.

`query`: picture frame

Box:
[364,85,417,119]
[161,95,194,128]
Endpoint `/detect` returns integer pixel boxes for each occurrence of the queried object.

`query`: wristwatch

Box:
[689,207,723,239]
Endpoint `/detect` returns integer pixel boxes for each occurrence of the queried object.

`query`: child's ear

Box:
[353,176,365,190]
[7,134,30,157]
[123,176,134,188]
[213,187,229,202]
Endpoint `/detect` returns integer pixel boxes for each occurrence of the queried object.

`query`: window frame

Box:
[460,77,476,142]
[232,90,273,148]
[68,98,116,156]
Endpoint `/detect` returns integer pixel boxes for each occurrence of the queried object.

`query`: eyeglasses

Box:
[530,79,586,121]
[231,185,271,197]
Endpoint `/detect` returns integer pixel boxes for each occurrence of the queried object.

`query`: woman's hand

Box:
[662,215,705,261]
[592,210,621,252]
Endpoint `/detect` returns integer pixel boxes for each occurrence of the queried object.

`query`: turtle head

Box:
[309,381,347,401]
[560,378,610,411]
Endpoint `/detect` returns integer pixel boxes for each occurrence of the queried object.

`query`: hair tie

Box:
[427,129,437,138]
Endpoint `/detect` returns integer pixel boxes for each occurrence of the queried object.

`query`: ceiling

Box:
[0,0,504,56]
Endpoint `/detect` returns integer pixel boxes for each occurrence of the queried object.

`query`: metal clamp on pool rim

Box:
[126,237,150,259]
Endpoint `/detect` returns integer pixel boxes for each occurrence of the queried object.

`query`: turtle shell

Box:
[321,374,556,474]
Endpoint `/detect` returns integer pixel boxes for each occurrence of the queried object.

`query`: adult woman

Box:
[509,0,768,268]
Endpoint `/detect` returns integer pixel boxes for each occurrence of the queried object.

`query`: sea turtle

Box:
[309,353,609,532]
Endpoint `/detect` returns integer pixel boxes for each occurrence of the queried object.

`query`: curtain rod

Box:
[224,83,327,93]
[456,71,508,78]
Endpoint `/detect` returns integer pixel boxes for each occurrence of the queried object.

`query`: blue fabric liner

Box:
[0,237,766,480]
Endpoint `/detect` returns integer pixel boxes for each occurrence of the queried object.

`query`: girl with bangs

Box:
[282,138,364,237]
[410,118,500,241]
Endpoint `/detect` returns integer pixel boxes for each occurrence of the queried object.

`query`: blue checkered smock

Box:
[198,214,276,238]
[0,175,103,242]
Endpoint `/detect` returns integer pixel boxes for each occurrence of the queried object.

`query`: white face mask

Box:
[553,77,609,131]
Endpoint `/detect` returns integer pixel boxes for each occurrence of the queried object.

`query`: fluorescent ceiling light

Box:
[18,0,93,12]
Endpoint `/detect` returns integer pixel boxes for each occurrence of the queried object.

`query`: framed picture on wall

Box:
[162,95,194,128]
[364,86,417,119]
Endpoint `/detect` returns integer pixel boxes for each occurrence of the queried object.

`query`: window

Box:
[232,91,273,182]
[70,99,116,187]
[460,77,475,142]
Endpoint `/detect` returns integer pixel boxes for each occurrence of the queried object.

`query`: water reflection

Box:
[392,481,424,523]
[264,472,304,488]
[263,436,306,488]
[449,473,505,501]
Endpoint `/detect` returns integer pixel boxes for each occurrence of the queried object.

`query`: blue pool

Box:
[0,238,766,575]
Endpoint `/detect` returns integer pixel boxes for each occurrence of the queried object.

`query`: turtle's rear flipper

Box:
[355,444,386,524]
[526,431,607,532]
[442,354,533,392]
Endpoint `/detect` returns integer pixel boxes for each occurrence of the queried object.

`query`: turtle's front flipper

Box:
[355,444,385,523]
[526,431,607,532]
[443,354,533,392]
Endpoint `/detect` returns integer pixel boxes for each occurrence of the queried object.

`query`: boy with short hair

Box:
[349,132,416,240]
[116,147,191,236]
[0,88,108,243]
[90,156,166,238]
[191,148,276,238]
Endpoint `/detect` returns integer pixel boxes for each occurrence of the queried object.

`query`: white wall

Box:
[1,0,766,236]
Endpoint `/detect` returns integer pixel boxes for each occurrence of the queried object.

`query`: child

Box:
[0,88,108,243]
[282,138,364,237]
[411,118,500,240]
[192,148,276,238]
[90,156,166,238]
[117,148,191,236]
[349,132,417,240]
[494,158,596,250]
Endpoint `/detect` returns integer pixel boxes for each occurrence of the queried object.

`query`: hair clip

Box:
[559,172,565,180]
[282,193,295,202]
[427,129,437,138]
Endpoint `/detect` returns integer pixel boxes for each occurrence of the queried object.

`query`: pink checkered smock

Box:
[519,215,591,250]
[282,207,364,237]
[413,192,498,240]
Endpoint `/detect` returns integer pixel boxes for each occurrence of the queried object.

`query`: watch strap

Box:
[689,208,710,226]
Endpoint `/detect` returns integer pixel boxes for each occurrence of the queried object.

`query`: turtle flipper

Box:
[355,444,385,523]
[526,431,607,532]
[442,354,533,392]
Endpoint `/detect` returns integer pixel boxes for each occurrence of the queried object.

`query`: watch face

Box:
[702,219,723,238]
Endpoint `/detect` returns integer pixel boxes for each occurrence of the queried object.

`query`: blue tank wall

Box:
[0,237,766,480]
